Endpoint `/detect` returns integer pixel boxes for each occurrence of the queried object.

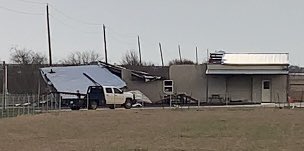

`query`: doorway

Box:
[262,80,271,102]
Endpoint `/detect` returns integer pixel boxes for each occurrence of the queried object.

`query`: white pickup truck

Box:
[69,86,135,110]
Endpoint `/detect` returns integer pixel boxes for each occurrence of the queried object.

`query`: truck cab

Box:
[70,86,134,110]
[102,86,134,109]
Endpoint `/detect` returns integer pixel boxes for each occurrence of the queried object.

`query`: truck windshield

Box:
[114,88,123,94]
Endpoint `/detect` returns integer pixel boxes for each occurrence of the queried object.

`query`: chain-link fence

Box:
[0,93,62,118]
[1,92,302,119]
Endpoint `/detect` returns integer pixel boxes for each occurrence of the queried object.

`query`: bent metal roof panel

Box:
[40,65,126,94]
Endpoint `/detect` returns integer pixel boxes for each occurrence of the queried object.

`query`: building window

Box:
[263,81,270,89]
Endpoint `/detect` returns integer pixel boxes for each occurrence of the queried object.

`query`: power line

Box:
[12,0,46,5]
[0,5,43,15]
[108,33,135,46]
[48,4,102,26]
[50,14,100,35]
[106,27,137,39]
[47,4,139,41]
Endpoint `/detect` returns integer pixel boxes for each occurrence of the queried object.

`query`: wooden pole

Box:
[2,61,6,109]
[178,44,182,62]
[196,46,198,64]
[103,24,108,64]
[4,63,7,109]
[46,4,52,66]
[207,49,209,63]
[137,35,142,65]
[159,43,164,67]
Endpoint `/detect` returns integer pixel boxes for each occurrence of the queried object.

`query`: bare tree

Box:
[121,50,141,66]
[61,50,101,65]
[120,50,155,66]
[168,58,194,66]
[289,65,304,73]
[10,47,47,64]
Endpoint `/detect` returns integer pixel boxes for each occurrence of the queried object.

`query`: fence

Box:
[0,93,303,119]
[0,93,62,118]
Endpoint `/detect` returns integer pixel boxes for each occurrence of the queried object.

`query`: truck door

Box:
[105,87,114,104]
[113,88,125,104]
[88,86,105,106]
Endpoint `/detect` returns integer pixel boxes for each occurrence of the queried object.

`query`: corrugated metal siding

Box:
[227,76,251,101]
[222,53,289,65]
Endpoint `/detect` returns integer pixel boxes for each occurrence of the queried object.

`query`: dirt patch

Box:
[0,108,303,151]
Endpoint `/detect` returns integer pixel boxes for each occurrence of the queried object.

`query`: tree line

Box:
[9,46,195,66]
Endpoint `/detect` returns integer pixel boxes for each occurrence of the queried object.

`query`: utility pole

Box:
[178,44,182,62]
[159,43,164,67]
[137,35,142,65]
[103,24,108,64]
[207,49,209,63]
[46,4,52,66]
[196,46,198,64]
[2,61,6,110]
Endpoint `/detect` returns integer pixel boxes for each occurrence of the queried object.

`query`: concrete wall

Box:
[121,69,164,103]
[169,64,207,102]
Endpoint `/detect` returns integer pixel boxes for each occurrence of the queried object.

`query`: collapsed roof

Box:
[40,62,163,95]
[98,61,162,82]
[40,65,126,94]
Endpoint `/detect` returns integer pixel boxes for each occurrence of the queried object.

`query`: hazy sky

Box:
[0,0,303,65]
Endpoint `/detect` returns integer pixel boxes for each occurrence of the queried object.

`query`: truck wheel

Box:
[70,106,80,110]
[109,105,115,109]
[124,99,132,109]
[90,101,97,110]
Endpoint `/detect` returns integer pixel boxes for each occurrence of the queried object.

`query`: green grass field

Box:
[0,108,303,151]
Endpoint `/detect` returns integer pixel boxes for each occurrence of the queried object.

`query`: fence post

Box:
[54,95,57,111]
[17,96,20,116]
[32,95,35,115]
[27,95,30,115]
[5,95,8,118]
[169,95,172,108]
[87,94,89,110]
[37,95,39,113]
[198,99,200,109]
[12,96,15,117]
[1,95,3,118]
[22,96,25,115]
[59,96,62,112]
[51,94,53,111]
[141,93,144,109]
[46,95,49,112]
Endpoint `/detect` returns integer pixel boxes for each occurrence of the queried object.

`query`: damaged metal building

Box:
[0,52,290,104]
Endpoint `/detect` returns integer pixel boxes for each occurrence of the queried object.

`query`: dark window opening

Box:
[263,81,270,89]
[164,80,173,86]
[114,88,123,94]
[106,88,113,93]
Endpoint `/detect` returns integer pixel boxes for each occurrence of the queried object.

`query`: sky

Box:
[0,0,303,65]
